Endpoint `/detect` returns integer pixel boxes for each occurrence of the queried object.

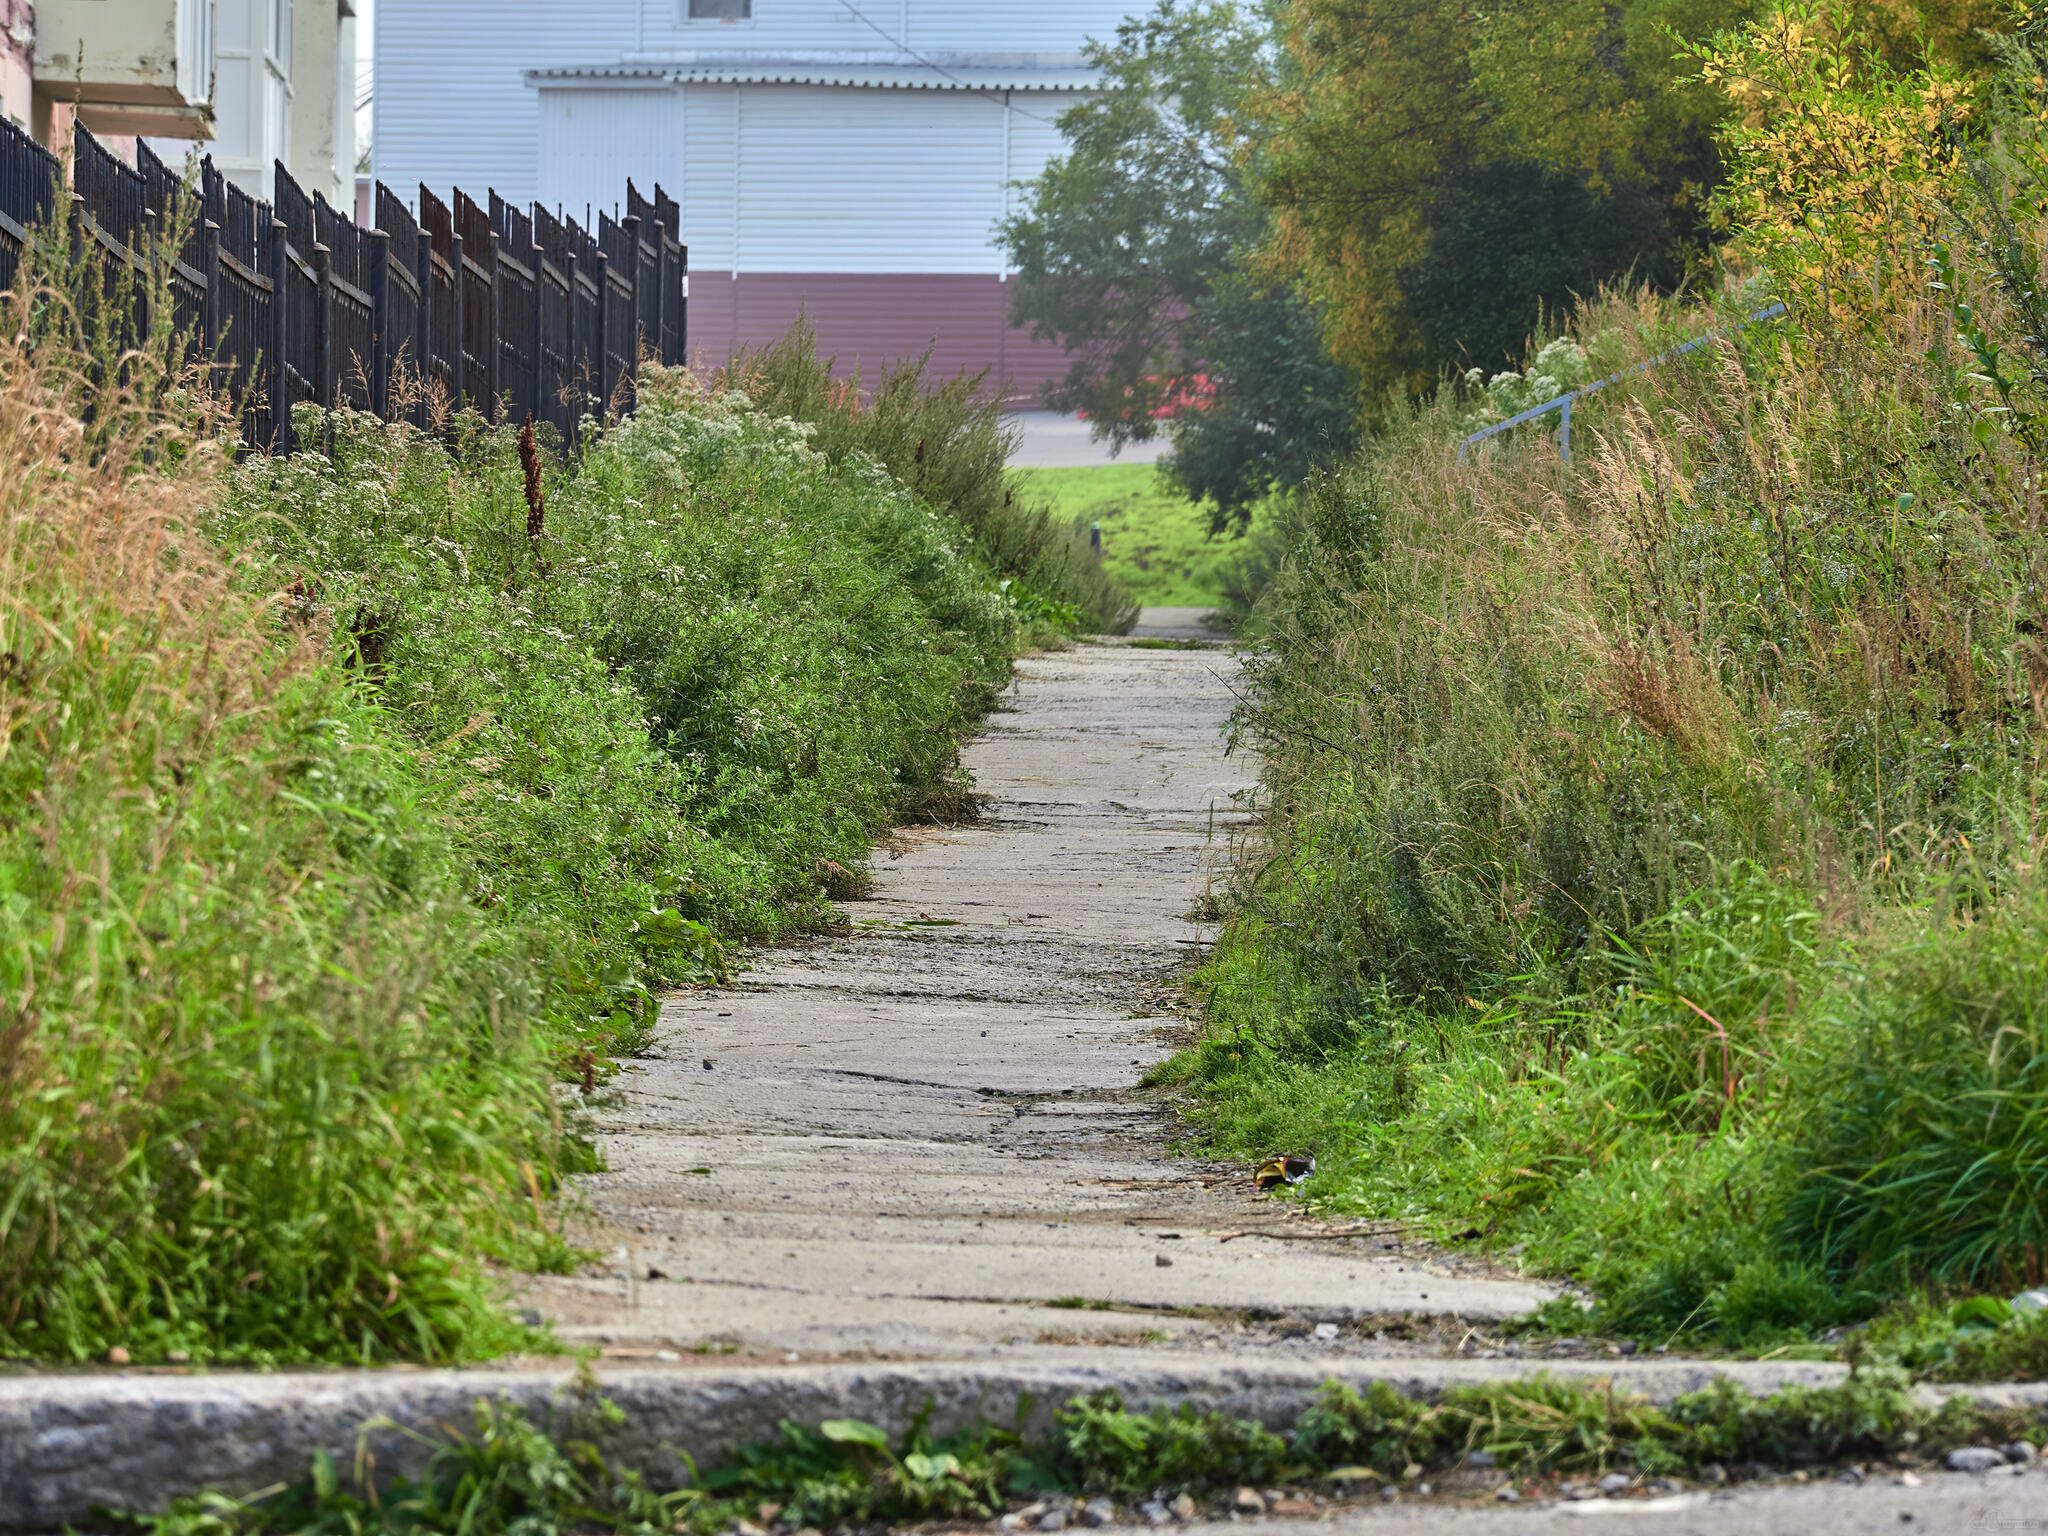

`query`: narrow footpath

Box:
[6,612,2037,1532]
[521,611,1551,1358]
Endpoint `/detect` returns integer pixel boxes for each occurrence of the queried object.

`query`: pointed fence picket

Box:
[0,121,687,454]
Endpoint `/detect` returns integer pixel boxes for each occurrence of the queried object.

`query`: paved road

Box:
[1008,410,1174,468]
[519,608,1553,1358]
[1179,1463,2047,1533]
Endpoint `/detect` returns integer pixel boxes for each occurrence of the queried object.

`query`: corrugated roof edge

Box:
[525,53,1097,91]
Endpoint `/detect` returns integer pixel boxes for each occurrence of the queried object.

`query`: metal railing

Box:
[1460,304,1789,463]
[0,120,689,453]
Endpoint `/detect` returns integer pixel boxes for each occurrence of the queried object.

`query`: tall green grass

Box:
[1,276,1034,1361]
[0,326,562,1365]
[724,319,1137,635]
[1180,25,2048,1348]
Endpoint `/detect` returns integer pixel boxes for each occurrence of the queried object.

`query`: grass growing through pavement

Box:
[0,263,1079,1365]
[1170,15,2048,1358]
[1014,464,1277,609]
[128,1371,2046,1534]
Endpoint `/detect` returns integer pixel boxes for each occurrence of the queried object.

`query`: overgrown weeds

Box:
[1176,3,2048,1356]
[1,209,1038,1362]
[723,319,1138,636]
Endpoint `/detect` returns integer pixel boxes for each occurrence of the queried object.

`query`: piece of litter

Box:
[1254,1151,1315,1190]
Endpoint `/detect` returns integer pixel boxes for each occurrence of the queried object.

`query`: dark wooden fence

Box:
[0,120,687,453]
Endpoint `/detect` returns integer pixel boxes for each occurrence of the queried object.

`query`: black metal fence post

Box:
[415,226,432,424]
[594,241,613,416]
[485,223,501,417]
[563,240,578,446]
[268,215,289,451]
[198,218,221,361]
[621,209,644,365]
[312,241,333,412]
[449,226,466,415]
[367,225,390,414]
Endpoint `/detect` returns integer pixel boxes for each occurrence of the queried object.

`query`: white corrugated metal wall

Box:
[376,1,1135,208]
[537,83,1086,275]
[535,81,684,224]
[680,83,738,265]
[377,0,639,204]
[736,88,1000,273]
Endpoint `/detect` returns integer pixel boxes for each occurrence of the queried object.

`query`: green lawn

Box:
[1013,463,1271,607]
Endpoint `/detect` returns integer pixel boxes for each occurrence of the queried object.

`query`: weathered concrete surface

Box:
[519,610,1553,1357]
[0,1352,1899,1529]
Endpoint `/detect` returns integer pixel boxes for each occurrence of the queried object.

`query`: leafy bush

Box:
[3,313,1031,1361]
[212,376,1016,1028]
[723,319,1136,634]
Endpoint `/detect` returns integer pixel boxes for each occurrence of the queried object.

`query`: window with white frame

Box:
[685,0,751,18]
[268,0,293,76]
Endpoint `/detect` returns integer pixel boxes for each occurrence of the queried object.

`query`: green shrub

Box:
[215,376,1015,969]
[4,339,1031,1364]
[725,319,1137,635]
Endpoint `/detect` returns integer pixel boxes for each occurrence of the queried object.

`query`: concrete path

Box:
[1175,1461,2048,1534]
[519,607,1552,1362]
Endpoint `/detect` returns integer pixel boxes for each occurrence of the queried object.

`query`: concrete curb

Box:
[0,1351,1881,1528]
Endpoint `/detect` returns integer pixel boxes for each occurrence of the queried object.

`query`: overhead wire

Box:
[833,1,1063,125]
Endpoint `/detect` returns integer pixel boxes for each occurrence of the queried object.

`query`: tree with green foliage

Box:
[1255,0,1745,397]
[1000,1,1359,531]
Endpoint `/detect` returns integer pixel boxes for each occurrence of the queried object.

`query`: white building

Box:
[25,0,355,204]
[195,0,359,204]
[376,1,1134,394]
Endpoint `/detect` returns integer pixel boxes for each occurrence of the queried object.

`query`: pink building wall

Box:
[684,272,1072,405]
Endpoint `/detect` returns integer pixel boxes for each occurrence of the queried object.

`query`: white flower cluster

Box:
[1459,336,1595,429]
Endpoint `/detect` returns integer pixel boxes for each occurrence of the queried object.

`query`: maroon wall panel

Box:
[686,272,1071,403]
